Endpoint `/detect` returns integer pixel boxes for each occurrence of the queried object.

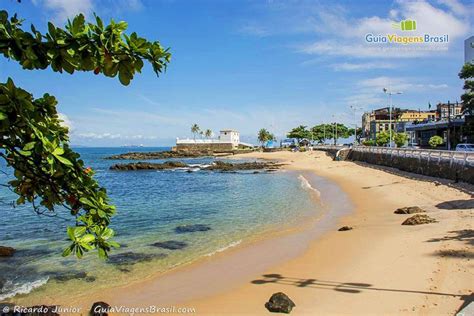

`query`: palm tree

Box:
[258,128,271,148]
[204,129,212,139]
[191,124,200,140]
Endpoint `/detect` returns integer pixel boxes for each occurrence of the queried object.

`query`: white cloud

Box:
[32,0,144,23]
[331,62,397,71]
[239,23,270,37]
[33,0,94,22]
[58,113,73,130]
[359,76,449,92]
[297,0,471,59]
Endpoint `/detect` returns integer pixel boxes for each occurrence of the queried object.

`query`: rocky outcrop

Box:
[110,160,282,172]
[265,292,296,313]
[0,246,15,257]
[107,252,167,266]
[105,151,212,160]
[110,161,187,170]
[175,224,211,233]
[151,240,188,250]
[338,226,353,231]
[204,160,281,172]
[402,214,437,225]
[394,206,426,214]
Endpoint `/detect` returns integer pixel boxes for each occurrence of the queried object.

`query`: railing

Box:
[351,146,474,167]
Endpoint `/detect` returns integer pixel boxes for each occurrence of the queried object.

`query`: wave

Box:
[0,277,49,301]
[205,240,242,257]
[298,175,321,199]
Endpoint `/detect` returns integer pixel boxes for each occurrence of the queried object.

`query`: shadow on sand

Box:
[251,273,467,298]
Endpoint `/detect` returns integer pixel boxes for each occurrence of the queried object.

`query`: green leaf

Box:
[79,197,96,208]
[80,234,95,244]
[55,155,73,166]
[23,141,36,151]
[62,246,73,257]
[0,112,6,120]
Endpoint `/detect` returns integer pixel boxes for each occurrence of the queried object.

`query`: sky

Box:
[0,0,473,146]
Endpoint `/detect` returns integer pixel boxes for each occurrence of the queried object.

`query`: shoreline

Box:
[5,151,473,315]
[63,166,353,311]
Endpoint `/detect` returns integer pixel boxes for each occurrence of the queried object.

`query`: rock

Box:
[0,246,15,257]
[107,252,167,266]
[402,214,437,225]
[90,301,110,316]
[175,224,211,233]
[105,151,212,160]
[265,292,296,313]
[394,206,426,214]
[110,161,188,171]
[151,240,188,250]
[205,160,282,172]
[338,226,353,231]
[54,271,87,282]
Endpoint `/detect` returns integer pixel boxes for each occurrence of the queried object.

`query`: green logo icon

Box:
[392,19,417,31]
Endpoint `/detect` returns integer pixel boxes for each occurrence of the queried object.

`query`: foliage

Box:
[362,139,376,146]
[287,125,311,140]
[257,128,275,147]
[429,135,444,148]
[309,123,353,144]
[0,11,170,258]
[204,129,212,139]
[191,124,200,140]
[376,131,390,146]
[459,62,474,115]
[0,11,171,85]
[393,132,408,147]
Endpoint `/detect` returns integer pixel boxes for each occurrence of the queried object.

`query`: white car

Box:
[455,144,474,152]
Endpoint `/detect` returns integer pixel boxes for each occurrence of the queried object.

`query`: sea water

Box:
[0,147,319,303]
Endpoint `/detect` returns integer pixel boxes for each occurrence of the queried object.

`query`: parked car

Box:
[455,144,474,152]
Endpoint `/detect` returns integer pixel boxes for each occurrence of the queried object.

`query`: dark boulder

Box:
[265,292,296,313]
[338,226,353,231]
[151,240,188,250]
[175,224,211,233]
[394,206,426,214]
[110,161,188,171]
[90,301,110,316]
[0,246,15,257]
[402,214,437,225]
[105,151,211,160]
[107,252,167,266]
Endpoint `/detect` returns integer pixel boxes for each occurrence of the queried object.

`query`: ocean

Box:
[0,147,320,303]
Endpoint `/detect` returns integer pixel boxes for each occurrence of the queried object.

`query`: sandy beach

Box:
[71,150,473,315]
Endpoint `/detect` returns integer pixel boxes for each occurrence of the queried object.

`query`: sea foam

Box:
[205,240,242,257]
[298,175,321,199]
[0,277,49,300]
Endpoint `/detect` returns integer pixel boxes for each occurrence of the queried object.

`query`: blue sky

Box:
[0,0,472,146]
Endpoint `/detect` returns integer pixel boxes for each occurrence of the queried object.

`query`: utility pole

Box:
[383,88,403,147]
[447,101,451,150]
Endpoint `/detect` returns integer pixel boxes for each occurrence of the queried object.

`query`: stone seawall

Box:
[348,149,474,184]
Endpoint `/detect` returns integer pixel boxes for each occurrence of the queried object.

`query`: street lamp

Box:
[350,105,363,145]
[383,88,402,147]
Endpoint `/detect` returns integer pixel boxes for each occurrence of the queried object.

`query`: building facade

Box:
[465,36,474,64]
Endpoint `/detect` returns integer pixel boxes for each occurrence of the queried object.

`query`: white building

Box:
[175,129,252,151]
[218,129,240,146]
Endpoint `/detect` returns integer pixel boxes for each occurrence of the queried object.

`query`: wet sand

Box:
[39,150,474,315]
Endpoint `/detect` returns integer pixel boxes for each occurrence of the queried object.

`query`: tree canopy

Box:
[257,128,275,147]
[287,125,311,140]
[0,10,171,258]
[459,62,473,115]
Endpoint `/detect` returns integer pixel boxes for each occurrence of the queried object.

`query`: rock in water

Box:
[394,206,426,214]
[175,224,211,233]
[0,246,15,257]
[151,240,188,250]
[402,214,437,225]
[265,292,296,313]
[338,226,353,231]
[90,301,110,316]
